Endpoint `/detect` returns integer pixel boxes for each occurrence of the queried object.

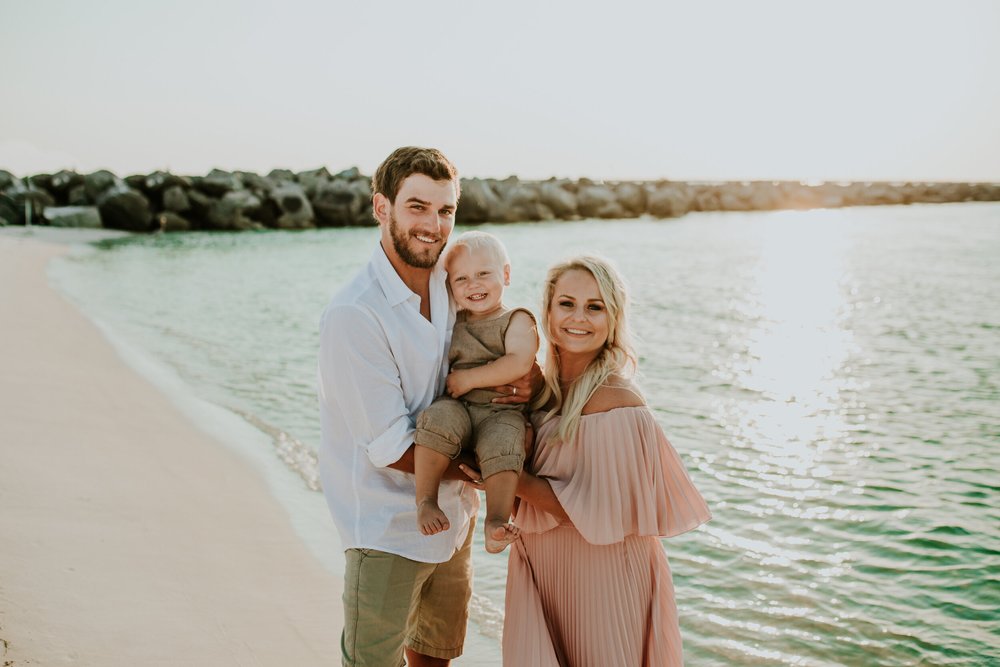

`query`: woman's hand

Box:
[458,463,485,489]
[516,470,573,526]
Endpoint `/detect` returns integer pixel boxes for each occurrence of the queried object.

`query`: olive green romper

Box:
[414,307,534,479]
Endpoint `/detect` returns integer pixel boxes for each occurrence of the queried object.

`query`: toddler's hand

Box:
[446,371,468,399]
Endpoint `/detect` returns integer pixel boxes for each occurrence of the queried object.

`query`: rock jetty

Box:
[1,167,997,232]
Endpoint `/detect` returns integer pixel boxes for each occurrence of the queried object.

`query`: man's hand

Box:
[491,360,543,405]
[388,447,480,482]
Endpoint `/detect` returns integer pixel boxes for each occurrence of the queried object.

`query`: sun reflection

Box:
[719,210,858,476]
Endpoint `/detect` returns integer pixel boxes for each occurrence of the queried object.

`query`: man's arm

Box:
[387,446,479,480]
[319,304,418,470]
[446,311,538,398]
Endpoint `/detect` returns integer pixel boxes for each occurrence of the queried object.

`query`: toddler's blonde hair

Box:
[445,231,510,270]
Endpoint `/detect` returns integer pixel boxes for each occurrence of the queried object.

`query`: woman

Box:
[502,256,711,666]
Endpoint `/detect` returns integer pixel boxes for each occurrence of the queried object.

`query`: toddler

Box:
[414,231,538,553]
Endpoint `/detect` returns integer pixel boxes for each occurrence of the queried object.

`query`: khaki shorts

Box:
[341,519,475,666]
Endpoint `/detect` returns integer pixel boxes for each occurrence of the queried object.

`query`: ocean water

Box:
[50,203,1000,666]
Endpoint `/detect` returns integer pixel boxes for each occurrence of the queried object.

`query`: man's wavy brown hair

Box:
[371,146,460,204]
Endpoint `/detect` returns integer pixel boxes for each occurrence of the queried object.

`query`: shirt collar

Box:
[371,243,447,308]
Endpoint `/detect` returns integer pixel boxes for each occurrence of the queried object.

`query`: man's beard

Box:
[389,212,445,269]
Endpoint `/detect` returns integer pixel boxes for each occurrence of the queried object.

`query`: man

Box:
[318,147,524,667]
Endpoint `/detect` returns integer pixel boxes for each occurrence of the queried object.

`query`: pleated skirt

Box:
[503,525,684,667]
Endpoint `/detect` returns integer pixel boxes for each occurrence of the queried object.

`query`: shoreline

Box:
[0,227,501,666]
[0,229,346,665]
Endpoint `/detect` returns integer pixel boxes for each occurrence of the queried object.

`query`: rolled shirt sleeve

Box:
[318,303,414,469]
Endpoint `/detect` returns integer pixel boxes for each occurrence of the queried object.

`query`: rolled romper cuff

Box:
[479,453,525,480]
[412,426,463,460]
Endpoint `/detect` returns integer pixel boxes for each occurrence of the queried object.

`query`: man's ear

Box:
[372,193,390,225]
[503,263,511,286]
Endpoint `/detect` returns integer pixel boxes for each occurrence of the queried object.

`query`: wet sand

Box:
[0,230,344,665]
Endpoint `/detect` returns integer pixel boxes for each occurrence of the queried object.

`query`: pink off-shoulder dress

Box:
[503,406,711,667]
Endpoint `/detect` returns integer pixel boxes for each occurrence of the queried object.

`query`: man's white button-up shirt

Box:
[318,245,478,562]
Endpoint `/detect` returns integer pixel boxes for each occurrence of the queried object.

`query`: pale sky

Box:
[2,0,998,182]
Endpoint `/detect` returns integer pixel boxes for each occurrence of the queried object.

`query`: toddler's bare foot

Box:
[417,500,450,535]
[485,518,520,553]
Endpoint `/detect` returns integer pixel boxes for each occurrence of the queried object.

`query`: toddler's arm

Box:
[446,311,538,398]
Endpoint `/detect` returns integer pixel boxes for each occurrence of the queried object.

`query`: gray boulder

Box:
[865,184,904,206]
[456,178,502,224]
[29,173,53,192]
[506,183,554,222]
[814,184,844,208]
[205,190,263,231]
[577,184,626,218]
[297,167,332,198]
[267,168,296,183]
[971,183,1000,201]
[615,182,646,217]
[67,184,89,206]
[0,170,16,191]
[124,174,147,193]
[692,187,721,211]
[747,183,779,210]
[97,186,153,232]
[313,179,370,227]
[268,182,315,229]
[162,185,191,213]
[0,194,18,225]
[144,171,190,195]
[719,185,753,211]
[185,189,214,228]
[49,170,84,202]
[647,184,692,218]
[491,176,521,201]
[192,169,243,197]
[44,206,103,228]
[538,181,578,218]
[558,179,581,194]
[778,183,824,209]
[353,180,374,222]
[2,177,27,196]
[237,171,273,193]
[155,211,192,232]
[84,170,121,202]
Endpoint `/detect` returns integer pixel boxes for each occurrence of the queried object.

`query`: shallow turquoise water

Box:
[52,203,1000,665]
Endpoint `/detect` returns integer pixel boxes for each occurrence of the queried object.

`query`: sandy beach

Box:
[0,230,345,665]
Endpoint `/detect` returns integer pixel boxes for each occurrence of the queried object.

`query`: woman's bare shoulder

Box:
[581,375,645,415]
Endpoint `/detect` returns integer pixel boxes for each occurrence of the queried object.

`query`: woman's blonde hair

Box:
[533,255,637,443]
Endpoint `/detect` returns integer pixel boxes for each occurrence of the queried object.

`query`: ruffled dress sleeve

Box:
[515,406,711,544]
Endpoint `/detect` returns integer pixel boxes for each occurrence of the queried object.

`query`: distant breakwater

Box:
[2,167,998,233]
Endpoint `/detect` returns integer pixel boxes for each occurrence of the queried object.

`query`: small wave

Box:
[469,592,504,641]
[226,405,322,492]
[926,524,973,536]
